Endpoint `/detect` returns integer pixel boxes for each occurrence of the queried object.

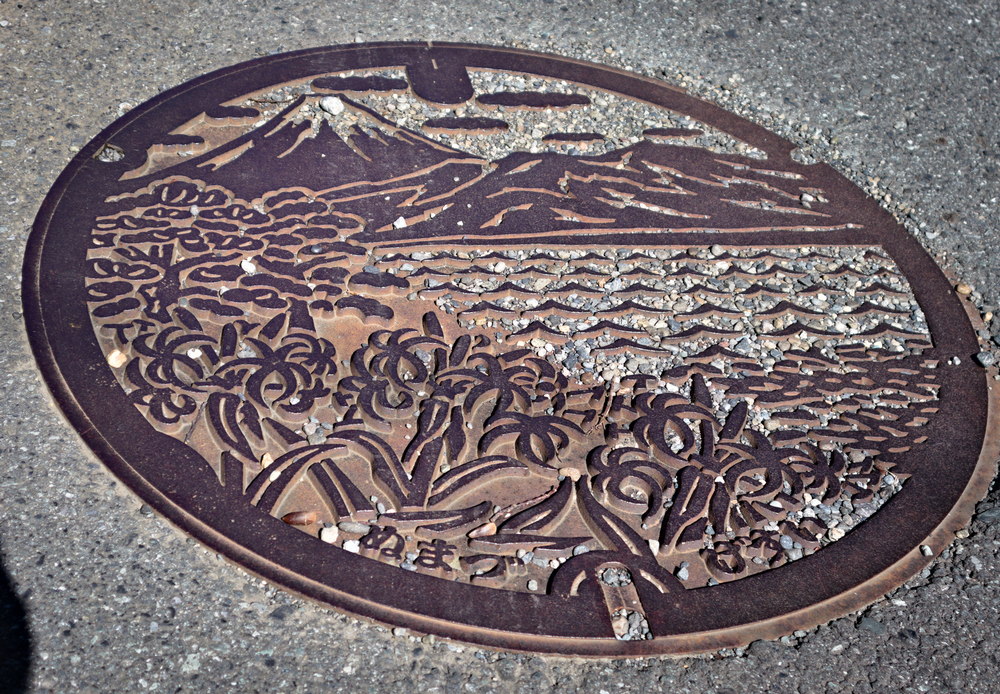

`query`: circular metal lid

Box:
[23,43,997,656]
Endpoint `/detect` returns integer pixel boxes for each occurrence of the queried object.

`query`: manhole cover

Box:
[24,43,997,656]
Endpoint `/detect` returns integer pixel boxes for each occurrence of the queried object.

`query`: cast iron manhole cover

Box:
[24,43,998,655]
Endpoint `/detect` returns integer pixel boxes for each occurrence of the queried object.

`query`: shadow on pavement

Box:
[0,539,31,693]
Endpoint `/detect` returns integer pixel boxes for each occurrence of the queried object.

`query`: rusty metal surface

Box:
[22,42,998,656]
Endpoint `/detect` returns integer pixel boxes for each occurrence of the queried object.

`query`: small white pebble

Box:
[393,216,407,229]
[186,347,203,359]
[920,544,933,556]
[558,467,581,481]
[343,540,361,553]
[240,258,257,274]
[319,526,339,544]
[319,96,345,115]
[107,349,127,368]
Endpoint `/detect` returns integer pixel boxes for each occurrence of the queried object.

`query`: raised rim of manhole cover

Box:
[23,42,999,656]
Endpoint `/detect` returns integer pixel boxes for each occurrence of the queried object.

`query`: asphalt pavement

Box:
[1,1,998,691]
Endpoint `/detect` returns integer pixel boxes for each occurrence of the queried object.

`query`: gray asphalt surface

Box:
[1,1,999,691]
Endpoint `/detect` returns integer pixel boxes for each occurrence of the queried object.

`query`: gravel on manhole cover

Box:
[22,42,998,656]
